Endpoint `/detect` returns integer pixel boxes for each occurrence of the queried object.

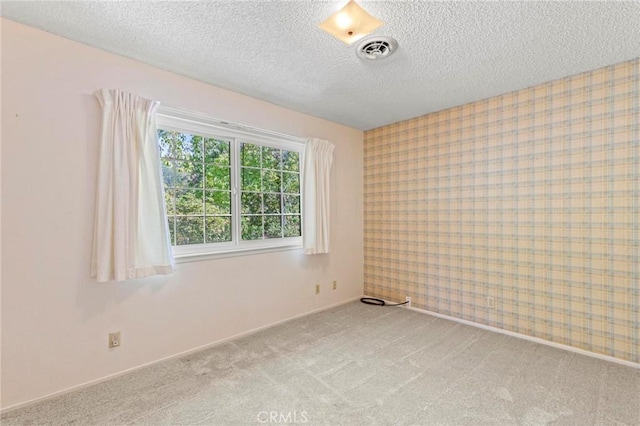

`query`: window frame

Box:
[156,107,304,262]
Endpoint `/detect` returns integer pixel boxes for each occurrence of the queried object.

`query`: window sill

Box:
[173,241,303,263]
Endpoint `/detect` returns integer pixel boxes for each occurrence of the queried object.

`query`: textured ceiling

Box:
[2,1,640,130]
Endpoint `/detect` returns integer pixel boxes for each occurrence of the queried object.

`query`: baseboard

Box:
[363,295,639,370]
[0,296,362,414]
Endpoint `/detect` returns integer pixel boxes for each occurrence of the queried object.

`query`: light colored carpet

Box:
[2,301,639,425]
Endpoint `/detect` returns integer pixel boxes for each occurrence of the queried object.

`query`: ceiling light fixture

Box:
[319,0,383,45]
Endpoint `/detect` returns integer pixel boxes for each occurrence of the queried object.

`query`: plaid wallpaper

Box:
[364,58,640,363]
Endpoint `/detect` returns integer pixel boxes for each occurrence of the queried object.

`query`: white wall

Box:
[0,19,364,409]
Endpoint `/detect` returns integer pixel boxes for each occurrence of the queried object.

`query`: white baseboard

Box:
[0,296,362,414]
[363,295,639,370]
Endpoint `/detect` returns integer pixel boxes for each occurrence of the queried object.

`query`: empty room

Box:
[1,1,639,425]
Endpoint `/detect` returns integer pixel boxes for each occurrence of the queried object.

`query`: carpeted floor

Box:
[2,301,639,425]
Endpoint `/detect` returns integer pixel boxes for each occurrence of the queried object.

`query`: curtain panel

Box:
[302,138,335,254]
[91,89,175,282]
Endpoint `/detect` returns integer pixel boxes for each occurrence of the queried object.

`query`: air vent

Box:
[356,36,398,60]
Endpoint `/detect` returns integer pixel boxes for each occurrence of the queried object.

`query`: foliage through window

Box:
[159,130,232,245]
[240,143,301,240]
[158,127,302,252]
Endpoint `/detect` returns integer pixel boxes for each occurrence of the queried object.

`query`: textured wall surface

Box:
[364,58,640,363]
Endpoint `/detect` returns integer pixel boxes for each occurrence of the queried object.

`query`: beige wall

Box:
[0,19,364,408]
[364,58,639,364]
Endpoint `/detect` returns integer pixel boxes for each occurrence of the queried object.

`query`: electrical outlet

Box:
[487,296,495,310]
[315,284,320,295]
[332,280,337,290]
[405,296,412,307]
[108,331,121,348]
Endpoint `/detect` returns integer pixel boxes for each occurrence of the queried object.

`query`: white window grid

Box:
[156,107,304,259]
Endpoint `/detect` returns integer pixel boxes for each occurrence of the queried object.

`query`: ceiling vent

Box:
[356,36,398,60]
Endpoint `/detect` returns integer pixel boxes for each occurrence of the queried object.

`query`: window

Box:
[239,143,301,240]
[156,108,303,259]
[159,131,233,245]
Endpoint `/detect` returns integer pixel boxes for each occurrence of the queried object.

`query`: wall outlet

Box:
[487,296,495,310]
[108,331,121,348]
[332,280,337,290]
[315,284,320,295]
[405,296,412,307]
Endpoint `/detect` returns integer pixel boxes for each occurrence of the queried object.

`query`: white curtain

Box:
[302,138,335,255]
[91,89,175,282]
